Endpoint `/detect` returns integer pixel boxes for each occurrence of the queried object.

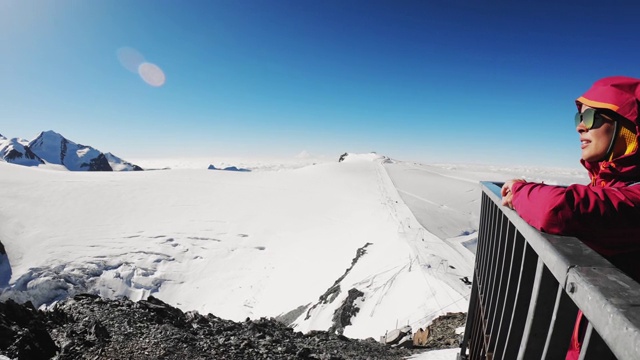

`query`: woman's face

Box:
[577,105,616,162]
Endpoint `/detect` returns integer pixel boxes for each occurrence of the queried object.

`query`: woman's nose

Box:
[576,122,587,133]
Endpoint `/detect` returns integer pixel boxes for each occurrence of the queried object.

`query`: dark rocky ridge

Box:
[329,288,364,336]
[84,152,112,171]
[0,294,460,360]
[208,164,251,172]
[5,146,43,163]
[420,312,466,349]
[305,243,372,321]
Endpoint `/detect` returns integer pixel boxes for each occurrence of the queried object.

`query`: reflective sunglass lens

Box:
[574,112,582,127]
[575,108,598,129]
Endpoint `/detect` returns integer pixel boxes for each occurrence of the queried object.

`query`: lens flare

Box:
[138,62,166,87]
[117,47,166,87]
[116,47,145,74]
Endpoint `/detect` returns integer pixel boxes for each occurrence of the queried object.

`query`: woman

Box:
[500,76,640,360]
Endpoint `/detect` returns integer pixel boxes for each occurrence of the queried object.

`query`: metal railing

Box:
[458,182,640,360]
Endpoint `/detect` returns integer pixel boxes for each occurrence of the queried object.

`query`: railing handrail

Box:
[480,182,618,280]
[460,182,640,360]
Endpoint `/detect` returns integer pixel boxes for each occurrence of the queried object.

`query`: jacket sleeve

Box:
[510,181,640,235]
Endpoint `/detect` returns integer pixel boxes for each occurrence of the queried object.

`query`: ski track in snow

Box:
[293,158,477,340]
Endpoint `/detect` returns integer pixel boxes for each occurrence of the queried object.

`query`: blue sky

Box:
[1,0,639,167]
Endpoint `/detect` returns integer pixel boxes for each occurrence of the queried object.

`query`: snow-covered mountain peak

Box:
[338,152,390,163]
[28,130,69,163]
[32,130,64,142]
[0,137,44,166]
[0,131,142,171]
[28,131,108,171]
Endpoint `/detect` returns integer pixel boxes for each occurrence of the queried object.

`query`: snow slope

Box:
[384,161,587,252]
[0,155,587,349]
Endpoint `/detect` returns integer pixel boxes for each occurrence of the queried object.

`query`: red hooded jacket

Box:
[509,76,640,360]
[511,76,640,280]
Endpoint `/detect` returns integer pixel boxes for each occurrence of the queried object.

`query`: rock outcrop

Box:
[0,294,423,360]
[329,288,365,335]
[304,243,372,326]
[417,312,466,349]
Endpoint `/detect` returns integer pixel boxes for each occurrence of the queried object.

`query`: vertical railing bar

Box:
[477,201,496,353]
[472,313,482,359]
[483,205,500,341]
[469,298,479,360]
[484,212,503,360]
[478,194,489,263]
[487,211,509,334]
[477,301,485,360]
[493,223,524,360]
[499,239,537,360]
[478,199,494,295]
[461,193,492,358]
[484,199,499,287]
[460,273,479,356]
[482,200,500,354]
[481,201,498,317]
[517,260,557,360]
[476,194,489,289]
[486,208,504,316]
[475,195,487,291]
[468,309,475,359]
[541,284,579,359]
[477,200,494,352]
[471,301,483,360]
[579,322,616,360]
[488,217,515,356]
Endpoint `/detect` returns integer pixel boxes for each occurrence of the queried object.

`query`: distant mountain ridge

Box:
[0,130,142,171]
[208,164,251,172]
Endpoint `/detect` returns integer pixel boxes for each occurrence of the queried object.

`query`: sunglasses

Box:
[574,108,615,130]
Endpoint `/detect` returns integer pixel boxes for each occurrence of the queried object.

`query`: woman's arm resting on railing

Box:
[500,179,526,209]
[505,181,640,239]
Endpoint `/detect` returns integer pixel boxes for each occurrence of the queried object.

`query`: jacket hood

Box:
[576,76,640,123]
[576,76,640,185]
